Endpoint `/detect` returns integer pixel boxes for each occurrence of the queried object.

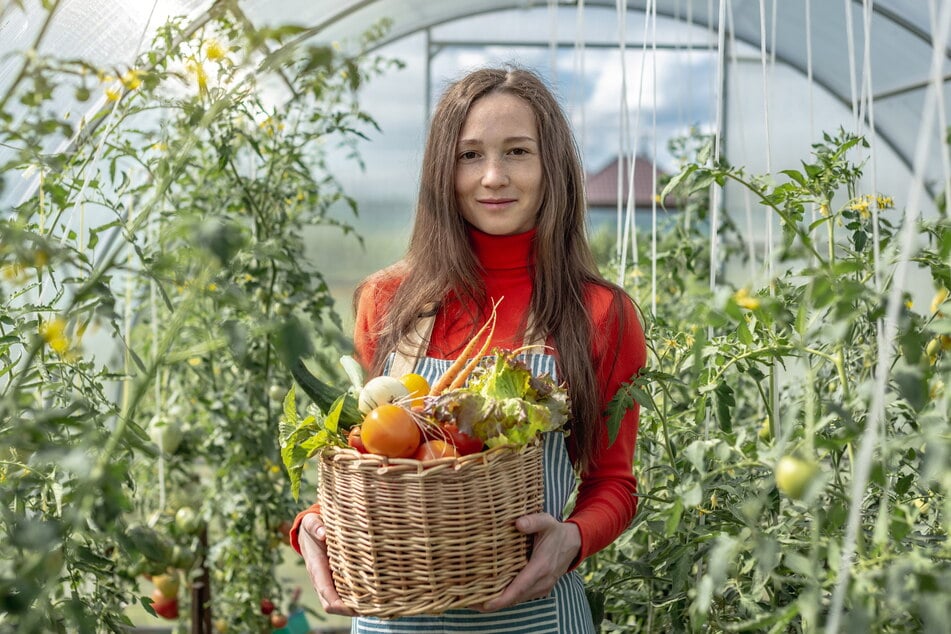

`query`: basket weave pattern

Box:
[317,440,543,618]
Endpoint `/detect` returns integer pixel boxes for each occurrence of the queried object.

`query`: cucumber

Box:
[290,359,362,428]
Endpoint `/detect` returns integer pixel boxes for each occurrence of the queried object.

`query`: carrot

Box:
[446,311,497,391]
[429,299,500,395]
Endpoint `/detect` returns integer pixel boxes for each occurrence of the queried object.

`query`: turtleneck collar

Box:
[467,225,536,271]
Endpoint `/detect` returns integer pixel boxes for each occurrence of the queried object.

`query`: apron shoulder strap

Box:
[387,302,438,378]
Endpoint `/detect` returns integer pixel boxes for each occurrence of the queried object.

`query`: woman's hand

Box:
[297,512,357,617]
[481,513,581,611]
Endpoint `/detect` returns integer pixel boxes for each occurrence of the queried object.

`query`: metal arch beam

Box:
[353,0,927,192]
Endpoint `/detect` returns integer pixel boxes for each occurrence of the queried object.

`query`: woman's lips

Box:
[478,198,516,210]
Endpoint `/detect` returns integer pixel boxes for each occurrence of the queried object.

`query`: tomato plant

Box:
[584,129,951,632]
[0,3,399,631]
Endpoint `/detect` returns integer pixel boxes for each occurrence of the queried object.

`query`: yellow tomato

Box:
[400,373,430,407]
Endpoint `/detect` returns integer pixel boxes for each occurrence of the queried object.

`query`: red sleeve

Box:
[565,288,646,566]
[289,502,321,555]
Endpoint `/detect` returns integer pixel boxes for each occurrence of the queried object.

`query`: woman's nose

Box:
[481,158,508,188]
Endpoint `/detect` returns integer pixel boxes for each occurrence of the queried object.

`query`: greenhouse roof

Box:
[1,0,949,206]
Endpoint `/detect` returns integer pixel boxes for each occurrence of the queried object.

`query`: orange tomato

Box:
[399,373,430,407]
[413,439,460,461]
[361,404,421,458]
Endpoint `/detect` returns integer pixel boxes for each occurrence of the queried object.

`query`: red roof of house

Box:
[585,155,676,209]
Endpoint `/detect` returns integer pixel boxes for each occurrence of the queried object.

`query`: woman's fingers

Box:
[298,512,356,617]
[481,513,580,612]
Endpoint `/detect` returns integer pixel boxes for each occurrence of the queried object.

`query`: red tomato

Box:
[270,612,289,628]
[150,587,179,620]
[413,439,460,461]
[347,426,368,453]
[260,598,275,615]
[441,422,484,455]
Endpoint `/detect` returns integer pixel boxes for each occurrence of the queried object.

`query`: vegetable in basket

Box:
[278,348,569,500]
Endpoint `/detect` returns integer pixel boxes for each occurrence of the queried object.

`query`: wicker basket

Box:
[316,439,543,618]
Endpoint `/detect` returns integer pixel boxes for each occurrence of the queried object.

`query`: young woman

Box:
[290,66,647,633]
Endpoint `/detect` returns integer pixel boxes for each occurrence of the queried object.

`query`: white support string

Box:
[806,0,816,228]
[616,0,629,264]
[649,0,659,316]
[862,0,882,292]
[618,0,653,289]
[929,0,951,203]
[825,3,951,631]
[758,0,773,283]
[548,0,559,87]
[725,0,756,280]
[806,0,815,146]
[710,0,727,296]
[573,0,587,154]
[844,0,860,126]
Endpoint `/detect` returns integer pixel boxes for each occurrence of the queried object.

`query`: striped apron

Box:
[350,312,596,634]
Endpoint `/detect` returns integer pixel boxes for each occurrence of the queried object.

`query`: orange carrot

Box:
[429,300,500,395]
[446,311,497,391]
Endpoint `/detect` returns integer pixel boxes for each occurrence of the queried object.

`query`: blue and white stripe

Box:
[357,353,595,634]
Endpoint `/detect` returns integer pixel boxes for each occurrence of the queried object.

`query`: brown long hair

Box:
[357,66,629,471]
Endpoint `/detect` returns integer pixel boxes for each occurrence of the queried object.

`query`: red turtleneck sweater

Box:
[292,227,646,567]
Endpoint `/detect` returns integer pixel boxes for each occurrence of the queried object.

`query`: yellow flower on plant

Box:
[207,283,218,292]
[850,196,871,219]
[187,357,202,367]
[931,287,948,315]
[105,87,121,102]
[819,203,831,217]
[40,317,70,356]
[876,195,894,209]
[733,287,760,310]
[205,39,226,61]
[2,262,26,282]
[186,59,208,92]
[904,299,913,310]
[120,68,144,90]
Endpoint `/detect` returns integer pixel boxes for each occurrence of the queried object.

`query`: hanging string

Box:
[616,0,630,265]
[825,4,951,631]
[573,0,587,153]
[649,0,659,317]
[843,0,860,125]
[862,0,882,292]
[150,206,166,513]
[710,0,727,299]
[548,0,559,86]
[758,0,773,282]
[806,0,817,228]
[725,0,757,280]
[929,0,951,204]
[618,0,653,290]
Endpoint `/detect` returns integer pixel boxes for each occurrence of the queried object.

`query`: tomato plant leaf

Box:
[605,380,650,447]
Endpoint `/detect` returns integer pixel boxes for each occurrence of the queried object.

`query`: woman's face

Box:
[454,92,543,236]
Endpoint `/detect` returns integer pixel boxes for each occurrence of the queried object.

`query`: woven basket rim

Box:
[320,437,542,473]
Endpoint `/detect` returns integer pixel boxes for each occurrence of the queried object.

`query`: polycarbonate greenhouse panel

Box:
[0,0,948,211]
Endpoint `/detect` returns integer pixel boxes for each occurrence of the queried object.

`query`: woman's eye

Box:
[509,147,529,156]
[459,151,479,160]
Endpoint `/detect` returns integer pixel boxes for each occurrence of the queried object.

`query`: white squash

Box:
[358,375,410,414]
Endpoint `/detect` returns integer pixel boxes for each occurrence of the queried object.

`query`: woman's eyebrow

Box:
[457,135,538,146]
